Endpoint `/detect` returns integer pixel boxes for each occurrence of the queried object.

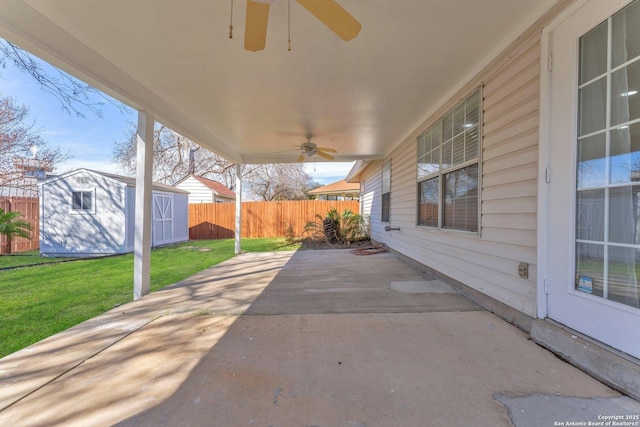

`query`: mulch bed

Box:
[297,238,387,255]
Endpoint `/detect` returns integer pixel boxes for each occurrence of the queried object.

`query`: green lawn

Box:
[0,238,298,358]
[0,250,78,269]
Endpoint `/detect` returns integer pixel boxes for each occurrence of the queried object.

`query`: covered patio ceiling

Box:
[0,0,556,165]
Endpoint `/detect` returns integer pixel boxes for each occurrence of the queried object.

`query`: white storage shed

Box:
[39,169,189,257]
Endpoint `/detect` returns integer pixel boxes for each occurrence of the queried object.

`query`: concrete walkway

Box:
[0,249,638,426]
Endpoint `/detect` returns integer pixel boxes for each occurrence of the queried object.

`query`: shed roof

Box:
[308,179,360,195]
[42,169,189,194]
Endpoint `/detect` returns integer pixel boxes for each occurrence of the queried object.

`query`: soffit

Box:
[0,0,555,164]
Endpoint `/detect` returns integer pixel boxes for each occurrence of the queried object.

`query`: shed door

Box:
[547,0,640,358]
[153,194,173,245]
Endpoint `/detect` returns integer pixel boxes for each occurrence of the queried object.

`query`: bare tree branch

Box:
[243,163,317,201]
[0,40,128,118]
[113,124,240,187]
[112,124,319,199]
[0,95,68,189]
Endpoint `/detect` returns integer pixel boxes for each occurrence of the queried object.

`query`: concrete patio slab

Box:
[243,250,479,315]
[390,280,455,293]
[0,249,635,426]
[115,312,625,427]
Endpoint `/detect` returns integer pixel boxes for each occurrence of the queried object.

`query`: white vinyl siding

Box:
[362,161,384,242]
[176,176,215,204]
[40,169,189,257]
[125,187,136,251]
[172,193,190,242]
[175,176,234,204]
[40,171,126,255]
[360,180,374,221]
[363,30,542,316]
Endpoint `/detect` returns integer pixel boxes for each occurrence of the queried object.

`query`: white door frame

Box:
[152,192,174,245]
[538,0,640,357]
[539,0,593,320]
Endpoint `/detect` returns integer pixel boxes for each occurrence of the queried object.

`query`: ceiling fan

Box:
[294,135,337,162]
[244,0,361,52]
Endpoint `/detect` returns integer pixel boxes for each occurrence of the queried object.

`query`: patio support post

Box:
[133,110,154,300]
[235,164,242,254]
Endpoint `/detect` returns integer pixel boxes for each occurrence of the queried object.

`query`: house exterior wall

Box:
[125,186,136,252]
[176,176,214,204]
[40,170,127,256]
[129,189,188,249]
[361,28,545,317]
[361,161,384,241]
[172,193,189,242]
[176,176,235,204]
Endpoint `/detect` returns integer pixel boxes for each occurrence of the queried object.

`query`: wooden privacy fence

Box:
[189,200,360,240]
[0,197,39,254]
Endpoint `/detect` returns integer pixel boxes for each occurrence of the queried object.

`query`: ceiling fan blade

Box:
[316,150,335,161]
[296,0,361,42]
[316,147,337,153]
[244,0,270,52]
[297,154,306,162]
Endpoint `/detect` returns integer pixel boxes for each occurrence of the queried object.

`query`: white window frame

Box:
[70,189,96,214]
[416,87,482,233]
[381,160,391,223]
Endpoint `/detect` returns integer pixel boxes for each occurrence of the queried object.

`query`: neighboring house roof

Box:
[175,174,236,198]
[0,171,58,198]
[41,168,189,194]
[308,179,360,196]
[345,160,370,183]
[0,176,38,198]
[0,185,38,198]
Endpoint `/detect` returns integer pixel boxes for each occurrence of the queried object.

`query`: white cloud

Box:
[305,162,355,184]
[56,158,124,175]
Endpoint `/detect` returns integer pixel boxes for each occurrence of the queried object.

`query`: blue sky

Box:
[0,49,353,185]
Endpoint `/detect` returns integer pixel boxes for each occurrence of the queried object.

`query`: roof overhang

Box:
[0,0,559,165]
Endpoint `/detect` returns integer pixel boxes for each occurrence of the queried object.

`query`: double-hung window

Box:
[417,89,481,232]
[381,161,391,222]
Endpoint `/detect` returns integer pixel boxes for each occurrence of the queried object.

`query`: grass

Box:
[0,250,78,269]
[0,238,298,358]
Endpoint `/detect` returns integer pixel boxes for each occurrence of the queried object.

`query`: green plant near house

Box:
[0,208,32,254]
[305,208,369,245]
[284,223,296,242]
[340,209,369,242]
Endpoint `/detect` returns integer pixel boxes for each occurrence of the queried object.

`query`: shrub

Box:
[0,208,32,254]
[305,208,369,245]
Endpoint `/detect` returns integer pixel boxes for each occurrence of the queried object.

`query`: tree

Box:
[112,125,316,200]
[0,95,67,189]
[0,208,32,254]
[112,124,259,188]
[0,40,121,118]
[244,163,317,201]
